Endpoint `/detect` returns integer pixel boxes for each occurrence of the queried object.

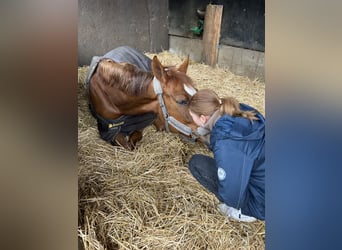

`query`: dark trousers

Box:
[188,154,222,202]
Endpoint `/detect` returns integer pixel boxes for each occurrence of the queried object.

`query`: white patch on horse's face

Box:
[183,84,197,96]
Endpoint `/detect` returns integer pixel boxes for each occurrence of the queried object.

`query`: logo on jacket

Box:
[217,167,226,181]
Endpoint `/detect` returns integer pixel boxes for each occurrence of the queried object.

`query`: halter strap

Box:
[153,77,170,132]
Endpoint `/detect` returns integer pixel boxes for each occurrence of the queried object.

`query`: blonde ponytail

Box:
[221,97,258,123]
[189,89,259,123]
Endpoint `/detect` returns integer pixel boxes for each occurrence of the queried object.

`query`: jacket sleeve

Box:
[213,139,254,209]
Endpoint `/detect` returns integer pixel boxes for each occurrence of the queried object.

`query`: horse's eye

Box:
[176,99,189,105]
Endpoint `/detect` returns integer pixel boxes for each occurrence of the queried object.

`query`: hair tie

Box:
[219,98,222,105]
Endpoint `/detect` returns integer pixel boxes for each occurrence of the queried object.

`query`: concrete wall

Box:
[78,0,169,66]
[78,0,264,81]
[169,35,264,81]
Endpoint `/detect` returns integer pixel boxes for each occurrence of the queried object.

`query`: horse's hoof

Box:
[129,131,143,148]
[112,134,134,150]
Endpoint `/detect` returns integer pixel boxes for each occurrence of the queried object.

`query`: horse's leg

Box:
[112,133,134,150]
[129,130,143,148]
[153,118,166,131]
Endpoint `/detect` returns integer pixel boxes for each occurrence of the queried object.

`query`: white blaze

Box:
[184,84,197,96]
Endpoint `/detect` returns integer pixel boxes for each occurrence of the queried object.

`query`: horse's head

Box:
[151,55,198,137]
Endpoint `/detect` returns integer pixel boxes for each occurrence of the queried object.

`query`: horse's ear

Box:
[177,55,189,73]
[152,56,167,81]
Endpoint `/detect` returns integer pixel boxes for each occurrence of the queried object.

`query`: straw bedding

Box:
[78,51,265,249]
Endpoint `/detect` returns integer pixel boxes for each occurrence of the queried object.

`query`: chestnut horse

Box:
[86,46,198,150]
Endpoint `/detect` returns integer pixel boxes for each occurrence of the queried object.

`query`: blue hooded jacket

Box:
[210,103,265,220]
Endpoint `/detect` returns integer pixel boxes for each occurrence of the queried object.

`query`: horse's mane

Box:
[98,59,153,96]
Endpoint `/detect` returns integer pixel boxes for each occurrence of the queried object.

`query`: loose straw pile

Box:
[78,51,265,249]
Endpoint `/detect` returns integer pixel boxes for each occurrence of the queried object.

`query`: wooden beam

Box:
[201,4,223,67]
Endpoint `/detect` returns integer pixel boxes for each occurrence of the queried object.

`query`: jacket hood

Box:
[213,104,265,141]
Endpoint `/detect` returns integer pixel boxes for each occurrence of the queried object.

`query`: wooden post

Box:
[201,4,223,67]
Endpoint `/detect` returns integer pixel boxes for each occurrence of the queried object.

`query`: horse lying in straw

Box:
[86,46,198,150]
